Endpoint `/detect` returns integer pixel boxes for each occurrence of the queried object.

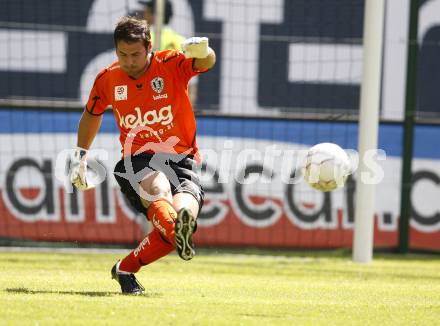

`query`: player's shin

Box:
[146,198,178,244]
[118,229,175,273]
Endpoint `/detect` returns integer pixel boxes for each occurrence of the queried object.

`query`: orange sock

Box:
[147,199,177,244]
[118,229,175,273]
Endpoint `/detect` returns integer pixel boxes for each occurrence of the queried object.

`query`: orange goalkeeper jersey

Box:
[85,50,206,160]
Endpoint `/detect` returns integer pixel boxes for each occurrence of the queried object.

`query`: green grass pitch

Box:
[0,249,439,325]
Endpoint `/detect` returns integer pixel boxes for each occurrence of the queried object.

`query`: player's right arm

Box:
[71,70,109,190]
[77,110,103,150]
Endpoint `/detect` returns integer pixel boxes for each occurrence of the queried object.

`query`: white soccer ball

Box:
[303,143,351,192]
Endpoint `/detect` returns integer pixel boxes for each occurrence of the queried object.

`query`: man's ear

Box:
[147,41,152,52]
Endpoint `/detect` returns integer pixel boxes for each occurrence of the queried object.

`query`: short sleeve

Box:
[85,71,109,116]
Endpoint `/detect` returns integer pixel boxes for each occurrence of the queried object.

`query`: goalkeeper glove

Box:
[182,37,209,59]
[70,147,94,191]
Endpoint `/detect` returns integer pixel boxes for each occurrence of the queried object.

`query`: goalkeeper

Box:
[70,16,215,295]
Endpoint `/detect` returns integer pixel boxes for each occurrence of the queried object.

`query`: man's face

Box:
[116,40,149,78]
[143,7,155,25]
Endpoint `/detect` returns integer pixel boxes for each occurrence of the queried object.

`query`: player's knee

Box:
[173,193,200,218]
[140,171,171,197]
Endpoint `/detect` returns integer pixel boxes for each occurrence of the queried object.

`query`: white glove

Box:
[70,147,94,191]
[182,37,209,59]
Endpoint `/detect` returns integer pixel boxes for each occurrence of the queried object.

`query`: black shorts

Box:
[113,152,204,217]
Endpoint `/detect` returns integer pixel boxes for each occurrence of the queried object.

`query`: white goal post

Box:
[352,0,386,263]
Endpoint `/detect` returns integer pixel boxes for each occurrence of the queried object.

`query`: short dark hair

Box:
[139,0,173,24]
[114,16,151,50]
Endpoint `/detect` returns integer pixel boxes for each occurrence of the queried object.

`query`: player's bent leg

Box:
[139,171,178,244]
[173,192,199,261]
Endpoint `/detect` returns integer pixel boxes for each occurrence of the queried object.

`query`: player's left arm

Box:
[182,37,216,71]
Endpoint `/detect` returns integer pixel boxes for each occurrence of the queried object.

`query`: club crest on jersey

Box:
[114,85,127,101]
[151,77,164,93]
